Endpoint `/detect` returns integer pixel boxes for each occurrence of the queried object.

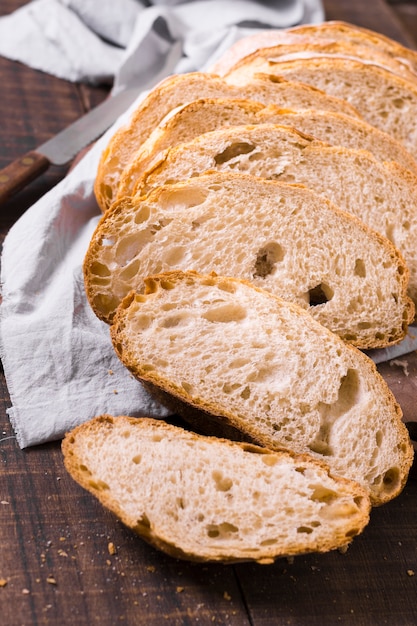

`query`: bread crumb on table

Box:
[390,359,410,376]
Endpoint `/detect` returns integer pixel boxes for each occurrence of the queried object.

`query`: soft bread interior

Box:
[62,415,371,563]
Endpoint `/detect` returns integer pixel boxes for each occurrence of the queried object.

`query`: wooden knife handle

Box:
[0,151,50,205]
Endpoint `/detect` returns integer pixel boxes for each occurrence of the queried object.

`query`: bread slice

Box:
[137,123,417,308]
[210,30,330,76]
[289,20,417,74]
[115,98,417,200]
[110,271,414,506]
[220,40,417,85]
[62,415,372,563]
[210,20,417,77]
[84,172,413,349]
[94,71,361,212]
[225,57,417,158]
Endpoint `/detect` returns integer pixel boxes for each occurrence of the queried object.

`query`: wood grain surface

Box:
[0,1,416,625]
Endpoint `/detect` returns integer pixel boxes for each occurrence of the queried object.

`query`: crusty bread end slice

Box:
[62,415,371,563]
[210,20,417,77]
[289,21,417,74]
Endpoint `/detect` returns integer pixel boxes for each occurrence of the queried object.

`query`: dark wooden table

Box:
[1,1,417,624]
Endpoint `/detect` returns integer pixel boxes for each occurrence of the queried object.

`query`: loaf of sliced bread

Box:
[94,72,361,212]
[110,271,414,506]
[210,20,417,77]
[84,172,413,349]
[137,123,417,308]
[225,57,417,158]
[116,98,417,200]
[62,415,371,563]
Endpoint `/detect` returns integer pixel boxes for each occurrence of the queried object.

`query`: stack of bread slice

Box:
[94,71,362,213]
[131,124,417,310]
[115,98,417,200]
[223,22,417,158]
[63,21,417,563]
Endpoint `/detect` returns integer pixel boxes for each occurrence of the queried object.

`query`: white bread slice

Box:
[218,40,417,85]
[84,172,413,349]
[137,123,417,308]
[94,72,361,212]
[110,271,414,506]
[115,98,417,200]
[62,415,372,563]
[225,57,417,158]
[210,20,417,77]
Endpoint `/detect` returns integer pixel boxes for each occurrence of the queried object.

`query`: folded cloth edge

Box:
[0,93,173,449]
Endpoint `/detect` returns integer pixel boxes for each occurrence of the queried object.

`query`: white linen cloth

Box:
[0,98,176,448]
[1,0,416,449]
[0,0,325,90]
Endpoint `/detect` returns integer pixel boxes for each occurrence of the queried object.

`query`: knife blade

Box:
[0,88,141,205]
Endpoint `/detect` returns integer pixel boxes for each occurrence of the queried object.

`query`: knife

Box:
[0,88,141,205]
